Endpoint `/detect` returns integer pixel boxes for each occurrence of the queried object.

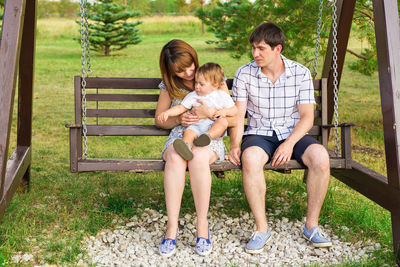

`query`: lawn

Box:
[0,16,395,265]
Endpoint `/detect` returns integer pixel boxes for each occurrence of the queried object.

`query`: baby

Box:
[158,62,237,160]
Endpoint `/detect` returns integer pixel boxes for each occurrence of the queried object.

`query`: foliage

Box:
[196,0,333,67]
[77,0,142,56]
[0,0,3,36]
[197,0,400,76]
[38,0,79,18]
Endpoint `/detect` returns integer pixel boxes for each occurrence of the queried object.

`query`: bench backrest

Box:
[74,76,328,147]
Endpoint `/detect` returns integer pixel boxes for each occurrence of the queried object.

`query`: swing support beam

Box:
[0,0,36,219]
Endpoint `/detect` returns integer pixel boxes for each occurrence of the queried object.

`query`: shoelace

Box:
[250,231,262,241]
[309,227,328,240]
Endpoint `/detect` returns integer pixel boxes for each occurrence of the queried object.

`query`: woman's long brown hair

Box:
[159,39,199,101]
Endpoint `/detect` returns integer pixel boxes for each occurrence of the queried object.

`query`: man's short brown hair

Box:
[249,22,285,51]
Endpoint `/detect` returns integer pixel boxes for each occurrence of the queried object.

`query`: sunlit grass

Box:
[0,16,394,265]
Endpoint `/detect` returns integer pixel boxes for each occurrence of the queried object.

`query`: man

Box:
[229,22,332,254]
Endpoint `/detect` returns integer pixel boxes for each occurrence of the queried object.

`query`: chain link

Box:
[332,0,340,156]
[312,0,324,79]
[80,0,90,158]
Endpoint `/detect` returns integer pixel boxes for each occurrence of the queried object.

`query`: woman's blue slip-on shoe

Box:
[196,229,212,256]
[159,229,179,257]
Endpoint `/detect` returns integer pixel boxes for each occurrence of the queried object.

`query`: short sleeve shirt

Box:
[232,55,315,140]
[181,90,235,110]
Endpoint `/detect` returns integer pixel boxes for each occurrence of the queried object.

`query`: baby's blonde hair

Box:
[195,62,225,87]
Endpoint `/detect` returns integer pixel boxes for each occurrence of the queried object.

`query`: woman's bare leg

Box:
[188,146,218,238]
[163,144,187,239]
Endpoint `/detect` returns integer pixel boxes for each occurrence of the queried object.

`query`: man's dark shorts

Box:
[240,133,320,166]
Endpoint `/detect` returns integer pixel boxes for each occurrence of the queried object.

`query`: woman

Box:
[155,39,233,257]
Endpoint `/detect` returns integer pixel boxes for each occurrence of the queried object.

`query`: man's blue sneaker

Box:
[245,230,272,254]
[159,229,178,257]
[196,230,212,256]
[303,226,332,248]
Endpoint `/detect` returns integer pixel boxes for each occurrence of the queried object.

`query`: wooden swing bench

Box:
[66,76,353,173]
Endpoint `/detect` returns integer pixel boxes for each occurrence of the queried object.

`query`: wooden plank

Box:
[322,0,356,125]
[85,125,320,136]
[86,94,159,102]
[87,109,319,119]
[74,76,83,125]
[331,160,400,212]
[82,77,320,91]
[69,128,80,172]
[87,125,170,136]
[321,78,328,148]
[341,126,352,168]
[86,109,156,118]
[0,0,26,199]
[373,0,400,190]
[76,158,345,172]
[0,146,31,219]
[373,1,400,261]
[17,0,37,187]
[84,77,162,89]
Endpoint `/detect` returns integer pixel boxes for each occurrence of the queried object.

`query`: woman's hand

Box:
[192,99,216,120]
[179,111,199,127]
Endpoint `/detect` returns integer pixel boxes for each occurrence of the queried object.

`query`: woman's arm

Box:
[158,104,188,123]
[155,89,199,129]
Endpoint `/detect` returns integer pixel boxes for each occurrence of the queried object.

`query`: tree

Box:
[196,0,332,68]
[78,0,142,56]
[197,0,400,76]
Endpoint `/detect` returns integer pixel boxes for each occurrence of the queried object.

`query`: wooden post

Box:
[322,0,356,125]
[18,0,37,188]
[372,0,400,262]
[0,0,26,200]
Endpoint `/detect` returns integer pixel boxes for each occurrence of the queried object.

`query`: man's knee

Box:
[241,146,268,172]
[302,144,330,171]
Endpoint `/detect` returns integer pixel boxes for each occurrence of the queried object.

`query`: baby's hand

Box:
[214,109,227,118]
[158,112,169,123]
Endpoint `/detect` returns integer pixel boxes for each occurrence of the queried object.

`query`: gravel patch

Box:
[74,208,378,266]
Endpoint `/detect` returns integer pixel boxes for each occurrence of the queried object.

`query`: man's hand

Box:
[214,109,227,118]
[271,141,294,167]
[229,146,241,166]
[179,111,199,127]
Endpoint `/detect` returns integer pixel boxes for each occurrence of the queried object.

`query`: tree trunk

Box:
[105,45,110,56]
[201,0,205,34]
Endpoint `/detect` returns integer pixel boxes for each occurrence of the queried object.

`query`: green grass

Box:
[0,16,395,265]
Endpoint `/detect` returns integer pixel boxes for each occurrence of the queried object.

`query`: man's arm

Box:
[271,103,314,166]
[228,101,247,165]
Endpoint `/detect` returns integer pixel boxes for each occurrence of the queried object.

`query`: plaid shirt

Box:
[232,55,315,141]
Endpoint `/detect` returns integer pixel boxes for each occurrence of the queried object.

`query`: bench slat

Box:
[87,109,156,118]
[76,158,345,172]
[85,125,321,136]
[86,94,159,102]
[85,77,162,89]
[87,125,170,136]
[86,109,321,119]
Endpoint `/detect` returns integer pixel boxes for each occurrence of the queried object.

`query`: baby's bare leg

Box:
[207,117,228,139]
[183,129,198,148]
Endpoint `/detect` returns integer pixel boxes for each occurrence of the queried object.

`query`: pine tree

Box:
[80,0,142,56]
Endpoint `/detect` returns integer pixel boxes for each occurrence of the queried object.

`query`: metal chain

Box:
[312,0,324,79]
[80,0,90,158]
[332,0,340,156]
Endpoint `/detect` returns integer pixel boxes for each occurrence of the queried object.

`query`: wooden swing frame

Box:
[1,0,400,262]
